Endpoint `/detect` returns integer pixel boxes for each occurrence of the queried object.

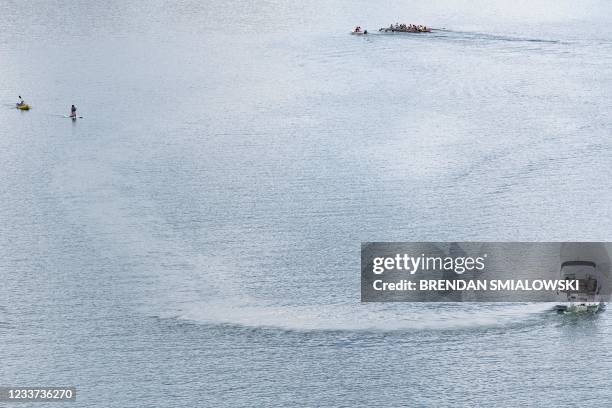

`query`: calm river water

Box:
[2,0,612,406]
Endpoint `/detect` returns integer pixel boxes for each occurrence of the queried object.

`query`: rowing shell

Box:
[378,28,432,33]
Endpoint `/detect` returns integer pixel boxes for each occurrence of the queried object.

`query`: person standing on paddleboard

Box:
[70,104,77,118]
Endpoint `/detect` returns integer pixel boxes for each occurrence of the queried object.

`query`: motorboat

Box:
[351,27,368,35]
[554,261,606,314]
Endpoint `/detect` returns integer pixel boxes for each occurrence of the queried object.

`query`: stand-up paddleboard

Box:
[63,115,83,119]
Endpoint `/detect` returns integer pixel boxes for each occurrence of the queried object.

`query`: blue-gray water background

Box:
[1,0,612,406]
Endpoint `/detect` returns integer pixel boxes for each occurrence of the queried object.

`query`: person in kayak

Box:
[17,96,25,106]
[70,104,77,118]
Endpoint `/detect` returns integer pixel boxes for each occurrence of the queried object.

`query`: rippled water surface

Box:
[1,0,612,406]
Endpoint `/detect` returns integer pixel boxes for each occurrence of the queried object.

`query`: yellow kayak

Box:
[16,104,31,110]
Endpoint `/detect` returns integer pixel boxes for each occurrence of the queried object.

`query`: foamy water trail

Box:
[177,301,553,332]
[47,157,558,334]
